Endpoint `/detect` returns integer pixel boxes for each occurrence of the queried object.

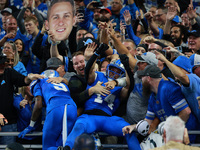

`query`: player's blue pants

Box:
[65,114,141,150]
[43,104,77,150]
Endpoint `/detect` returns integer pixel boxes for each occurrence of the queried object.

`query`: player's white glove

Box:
[136,120,150,136]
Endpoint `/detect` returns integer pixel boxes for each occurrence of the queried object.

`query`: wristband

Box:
[113,80,118,86]
[116,77,126,87]
[94,52,100,56]
[30,120,36,127]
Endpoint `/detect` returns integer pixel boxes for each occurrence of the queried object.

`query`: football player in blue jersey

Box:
[122,65,200,143]
[18,57,77,150]
[58,43,141,150]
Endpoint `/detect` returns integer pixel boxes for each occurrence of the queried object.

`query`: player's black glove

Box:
[119,54,129,67]
[95,43,109,56]
[57,146,70,150]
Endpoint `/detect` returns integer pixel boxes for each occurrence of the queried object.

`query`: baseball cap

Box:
[74,134,95,150]
[76,37,99,52]
[46,57,63,69]
[100,7,112,15]
[137,65,162,78]
[172,15,182,23]
[136,52,158,65]
[1,8,12,15]
[0,52,7,64]
[190,54,200,67]
[187,30,200,38]
[136,44,148,52]
[173,56,192,73]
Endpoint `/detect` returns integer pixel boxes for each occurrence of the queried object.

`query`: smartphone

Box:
[77,6,85,19]
[92,2,103,8]
[77,6,85,14]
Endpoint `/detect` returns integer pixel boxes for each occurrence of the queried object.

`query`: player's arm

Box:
[18,95,43,138]
[120,54,134,100]
[31,96,43,121]
[85,43,109,84]
[122,120,150,136]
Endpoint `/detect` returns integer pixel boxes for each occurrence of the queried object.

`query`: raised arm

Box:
[119,54,134,101]
[164,6,177,35]
[108,24,137,70]
[144,12,160,36]
[48,30,63,62]
[155,51,190,85]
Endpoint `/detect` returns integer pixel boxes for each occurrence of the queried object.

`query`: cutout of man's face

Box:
[45,2,75,41]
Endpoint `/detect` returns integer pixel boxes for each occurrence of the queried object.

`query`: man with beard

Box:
[122,65,199,143]
[163,25,188,51]
[170,25,188,48]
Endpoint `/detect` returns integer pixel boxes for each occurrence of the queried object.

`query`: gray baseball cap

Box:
[137,65,162,78]
[136,52,158,65]
[1,8,12,15]
[46,57,63,69]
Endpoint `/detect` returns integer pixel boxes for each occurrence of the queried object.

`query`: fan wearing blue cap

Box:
[155,51,200,125]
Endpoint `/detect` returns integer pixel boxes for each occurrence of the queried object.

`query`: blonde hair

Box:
[4,41,19,66]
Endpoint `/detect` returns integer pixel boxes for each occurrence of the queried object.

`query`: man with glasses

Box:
[155,6,167,26]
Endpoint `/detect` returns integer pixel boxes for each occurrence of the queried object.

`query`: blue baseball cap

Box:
[172,15,182,23]
[173,56,192,73]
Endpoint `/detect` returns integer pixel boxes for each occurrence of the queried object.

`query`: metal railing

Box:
[0,131,199,149]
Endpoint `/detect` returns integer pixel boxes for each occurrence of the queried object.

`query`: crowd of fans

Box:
[0,0,200,149]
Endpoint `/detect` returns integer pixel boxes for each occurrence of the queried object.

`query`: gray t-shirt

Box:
[125,72,149,124]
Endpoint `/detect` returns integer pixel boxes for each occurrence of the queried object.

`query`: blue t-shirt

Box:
[31,70,76,114]
[181,73,200,123]
[13,61,27,76]
[145,79,199,133]
[85,71,122,116]
[146,79,188,121]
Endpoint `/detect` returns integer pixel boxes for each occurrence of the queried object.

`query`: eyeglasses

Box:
[155,14,164,18]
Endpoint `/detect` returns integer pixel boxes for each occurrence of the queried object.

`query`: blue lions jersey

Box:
[146,79,188,121]
[85,72,122,116]
[30,70,76,113]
